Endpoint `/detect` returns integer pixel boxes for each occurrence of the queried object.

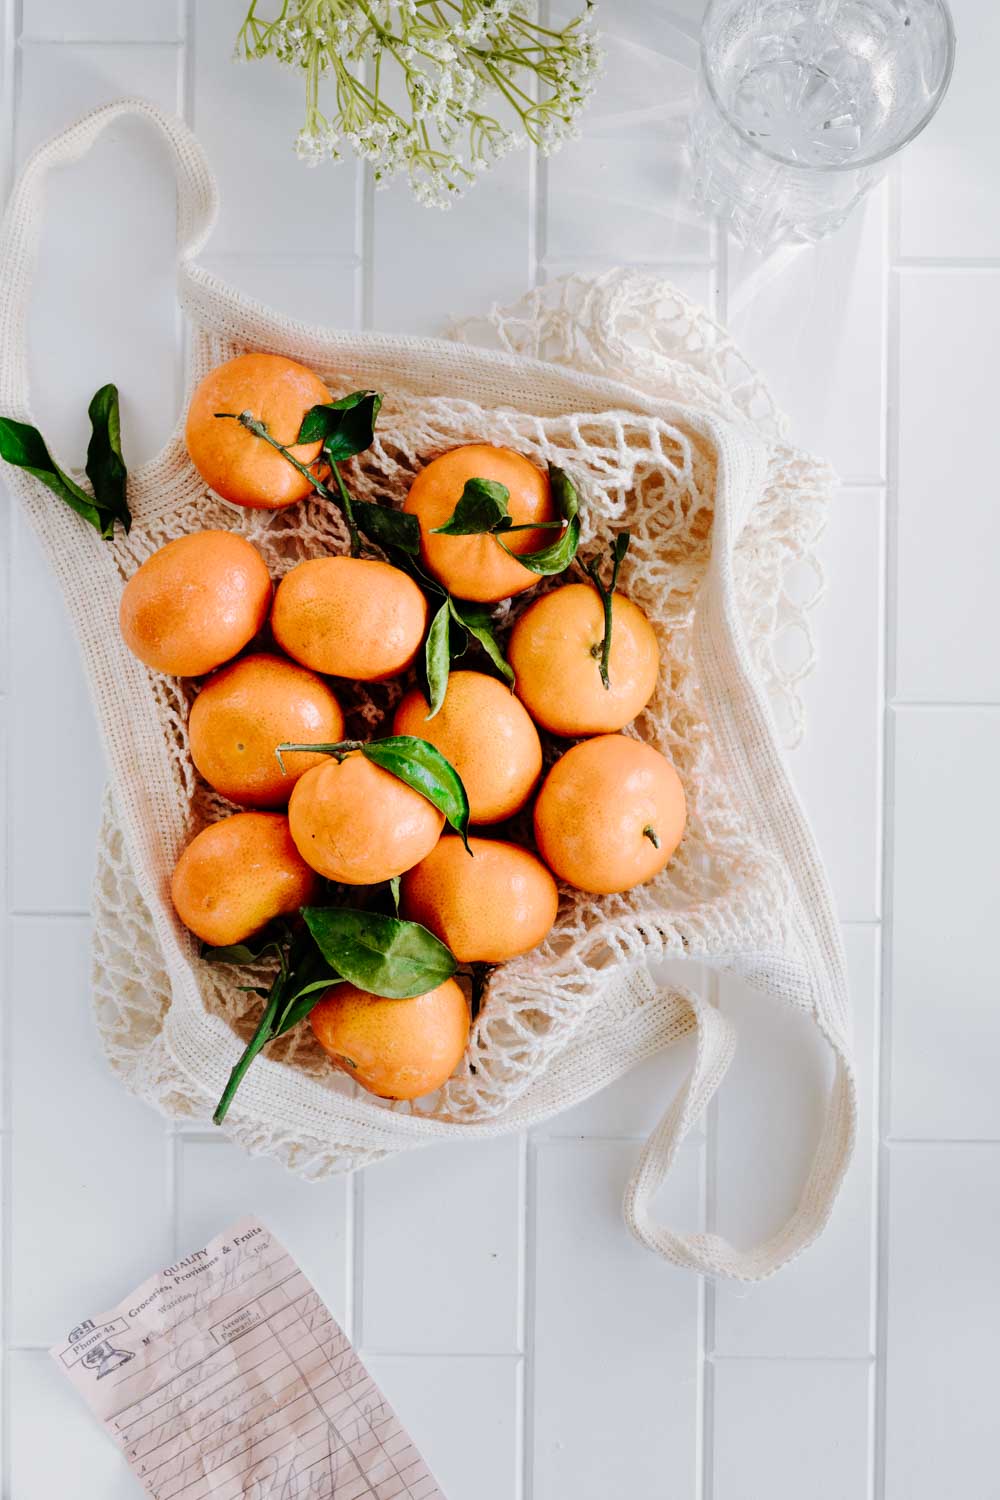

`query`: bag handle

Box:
[624,984,857,1280]
[0,98,218,418]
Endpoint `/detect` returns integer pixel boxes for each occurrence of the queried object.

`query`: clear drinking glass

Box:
[688,0,955,249]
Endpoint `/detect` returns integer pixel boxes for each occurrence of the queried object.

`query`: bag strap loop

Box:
[624,983,857,1280]
[0,98,218,418]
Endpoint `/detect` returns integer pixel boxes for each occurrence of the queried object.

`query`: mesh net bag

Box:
[0,102,854,1281]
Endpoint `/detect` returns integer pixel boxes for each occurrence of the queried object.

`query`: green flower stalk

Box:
[235,0,602,208]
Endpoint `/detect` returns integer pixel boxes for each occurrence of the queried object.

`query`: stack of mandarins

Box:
[120,352,687,1113]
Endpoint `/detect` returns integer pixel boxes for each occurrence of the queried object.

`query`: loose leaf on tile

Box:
[302,907,457,998]
[297,389,383,460]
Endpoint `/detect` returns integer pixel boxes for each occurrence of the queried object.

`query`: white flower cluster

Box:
[236,0,602,209]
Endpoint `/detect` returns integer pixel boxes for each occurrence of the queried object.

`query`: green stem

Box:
[214,411,362,555]
[584,534,631,691]
[643,825,660,849]
[275,738,364,775]
[213,1027,272,1124]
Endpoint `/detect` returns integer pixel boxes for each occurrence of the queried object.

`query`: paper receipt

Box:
[50,1216,445,1499]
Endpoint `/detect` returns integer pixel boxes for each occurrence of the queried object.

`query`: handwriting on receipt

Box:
[52,1217,444,1499]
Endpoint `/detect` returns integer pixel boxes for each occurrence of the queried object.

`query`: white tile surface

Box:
[890,708,1000,1139]
[9,512,105,913]
[372,150,532,336]
[191,0,360,260]
[9,1351,136,1498]
[531,1140,702,1500]
[714,927,878,1357]
[2,6,997,1497]
[198,254,361,331]
[895,270,1000,701]
[884,1144,1000,1500]
[787,487,884,922]
[9,917,173,1345]
[712,1358,872,1500]
[177,1137,350,1330]
[21,0,182,41]
[898,0,996,260]
[367,1355,520,1500]
[361,1137,521,1354]
[728,185,887,482]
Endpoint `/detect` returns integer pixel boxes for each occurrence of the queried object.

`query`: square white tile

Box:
[531,1139,702,1500]
[712,1358,872,1500]
[177,1137,350,1331]
[713,927,878,1357]
[192,0,360,260]
[16,49,184,469]
[10,1350,136,1499]
[890,707,1000,1139]
[20,0,182,41]
[884,1144,1000,1500]
[898,0,997,260]
[9,513,105,914]
[367,1355,520,1500]
[198,255,361,331]
[895,271,1000,701]
[372,149,533,336]
[9,917,173,1345]
[728,185,887,483]
[787,486,884,923]
[361,1136,522,1354]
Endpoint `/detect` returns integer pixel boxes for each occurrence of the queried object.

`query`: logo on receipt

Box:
[60,1320,136,1380]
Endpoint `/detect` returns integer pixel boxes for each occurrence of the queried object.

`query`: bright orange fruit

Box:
[288,753,444,884]
[508,582,660,736]
[401,835,558,963]
[392,671,543,825]
[309,979,470,1101]
[185,351,330,509]
[188,652,344,808]
[170,812,320,947]
[533,734,686,894]
[271,556,428,680]
[119,529,272,677]
[403,444,557,602]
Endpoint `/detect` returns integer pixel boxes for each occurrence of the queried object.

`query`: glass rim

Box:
[699,0,957,172]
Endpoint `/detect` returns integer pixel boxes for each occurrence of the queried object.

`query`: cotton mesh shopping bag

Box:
[0,101,855,1281]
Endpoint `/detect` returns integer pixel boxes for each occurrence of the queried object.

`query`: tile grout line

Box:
[871,155,904,1500]
[2,6,24,1491]
[348,147,371,1355]
[519,1138,538,1500]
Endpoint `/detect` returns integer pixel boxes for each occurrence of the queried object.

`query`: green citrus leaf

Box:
[424,597,453,719]
[353,498,421,555]
[302,907,457,998]
[362,733,470,847]
[448,598,514,684]
[0,415,108,535]
[430,476,511,535]
[86,383,131,536]
[499,462,581,575]
[297,389,382,459]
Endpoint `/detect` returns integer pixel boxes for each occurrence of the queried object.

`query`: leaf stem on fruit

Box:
[643,824,660,849]
[214,410,363,556]
[583,532,631,690]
